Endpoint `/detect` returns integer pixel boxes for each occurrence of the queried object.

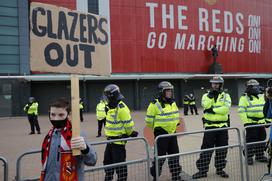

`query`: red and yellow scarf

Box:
[40,120,78,181]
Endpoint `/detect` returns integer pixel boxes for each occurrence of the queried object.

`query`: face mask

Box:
[50,118,67,129]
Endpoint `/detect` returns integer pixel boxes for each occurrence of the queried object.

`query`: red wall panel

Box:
[110,0,272,73]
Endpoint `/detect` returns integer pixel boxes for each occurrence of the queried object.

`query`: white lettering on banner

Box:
[178,6,188,30]
[146,32,167,49]
[199,8,209,31]
[147,32,156,48]
[212,9,221,32]
[174,33,186,49]
[187,34,195,50]
[162,4,174,29]
[145,2,260,54]
[173,33,245,52]
[158,32,167,49]
[146,2,158,28]
[248,15,261,53]
[224,11,233,33]
[198,35,206,50]
[236,13,244,35]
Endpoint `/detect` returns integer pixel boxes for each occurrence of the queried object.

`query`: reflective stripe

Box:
[155,101,164,113]
[123,119,132,124]
[159,111,179,116]
[146,115,155,118]
[97,109,105,112]
[105,127,123,131]
[245,96,252,106]
[245,110,263,113]
[247,104,264,108]
[106,120,121,124]
[154,117,179,122]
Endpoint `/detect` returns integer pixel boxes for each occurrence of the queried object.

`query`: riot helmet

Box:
[245,79,260,95]
[103,84,124,104]
[210,76,224,92]
[158,81,174,100]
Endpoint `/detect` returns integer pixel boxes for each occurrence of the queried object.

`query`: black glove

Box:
[204,107,215,114]
[130,131,138,137]
[207,90,215,99]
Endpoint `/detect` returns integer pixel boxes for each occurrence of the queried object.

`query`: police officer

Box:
[189,93,198,115]
[183,95,190,116]
[79,98,84,122]
[192,76,231,179]
[96,96,107,137]
[103,84,138,181]
[23,97,41,134]
[238,79,268,165]
[145,81,182,181]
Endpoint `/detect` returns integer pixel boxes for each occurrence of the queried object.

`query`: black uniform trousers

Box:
[189,105,198,115]
[245,125,267,159]
[28,114,40,133]
[80,109,84,122]
[196,127,228,173]
[183,104,189,115]
[150,127,182,179]
[103,143,127,181]
[97,118,106,136]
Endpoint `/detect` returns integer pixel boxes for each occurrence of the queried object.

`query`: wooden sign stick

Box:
[71,74,81,156]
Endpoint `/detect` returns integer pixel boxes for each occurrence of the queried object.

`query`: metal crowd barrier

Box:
[15,149,41,181]
[243,123,272,181]
[15,137,151,181]
[84,137,151,181]
[0,156,8,181]
[154,127,244,181]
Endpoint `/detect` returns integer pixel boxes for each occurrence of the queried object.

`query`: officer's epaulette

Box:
[243,93,247,96]
[118,102,125,108]
[152,99,157,104]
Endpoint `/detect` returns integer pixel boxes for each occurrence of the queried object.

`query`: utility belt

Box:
[106,134,129,140]
[202,118,229,126]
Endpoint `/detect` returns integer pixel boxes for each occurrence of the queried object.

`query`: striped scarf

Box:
[40,120,78,181]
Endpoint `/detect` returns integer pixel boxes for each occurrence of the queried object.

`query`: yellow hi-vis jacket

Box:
[24,102,38,115]
[238,94,266,126]
[96,101,106,121]
[145,99,180,134]
[202,92,231,128]
[104,101,134,145]
[189,98,196,105]
[183,97,189,105]
[80,102,84,110]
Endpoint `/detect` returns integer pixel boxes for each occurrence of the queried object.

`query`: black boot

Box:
[216,170,229,178]
[192,172,207,179]
[247,157,253,165]
[256,156,268,162]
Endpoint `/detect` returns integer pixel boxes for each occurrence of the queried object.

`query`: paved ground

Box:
[0,107,269,180]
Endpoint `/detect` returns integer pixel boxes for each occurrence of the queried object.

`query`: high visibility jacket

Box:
[104,101,134,145]
[238,94,266,126]
[96,101,106,120]
[189,98,196,105]
[79,102,84,110]
[202,92,231,128]
[24,102,38,115]
[145,99,180,134]
[183,97,189,105]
